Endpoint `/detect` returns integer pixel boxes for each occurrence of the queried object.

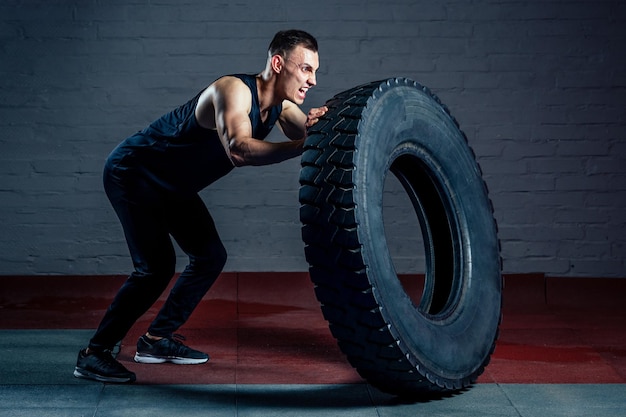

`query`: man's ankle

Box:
[145,332,163,342]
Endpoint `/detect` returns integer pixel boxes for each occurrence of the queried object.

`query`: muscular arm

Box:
[279,100,328,140]
[278,100,308,140]
[195,77,304,167]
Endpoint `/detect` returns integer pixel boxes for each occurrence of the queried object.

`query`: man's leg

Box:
[75,165,176,382]
[88,169,177,351]
[134,193,227,364]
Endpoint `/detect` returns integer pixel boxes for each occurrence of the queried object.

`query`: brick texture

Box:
[0,0,624,277]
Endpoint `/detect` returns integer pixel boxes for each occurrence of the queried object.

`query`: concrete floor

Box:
[1,329,625,417]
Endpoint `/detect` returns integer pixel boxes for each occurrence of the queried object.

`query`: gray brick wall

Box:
[0,0,624,277]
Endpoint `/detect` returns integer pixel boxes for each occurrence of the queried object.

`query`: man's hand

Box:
[305,106,328,128]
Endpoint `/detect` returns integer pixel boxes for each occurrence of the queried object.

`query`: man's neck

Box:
[256,71,282,112]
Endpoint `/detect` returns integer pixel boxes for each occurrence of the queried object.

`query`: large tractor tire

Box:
[299,78,502,397]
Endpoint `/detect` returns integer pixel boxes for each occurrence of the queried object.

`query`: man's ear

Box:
[271,54,283,74]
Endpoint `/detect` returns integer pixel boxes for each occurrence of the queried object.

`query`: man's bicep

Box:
[213,79,253,142]
[218,107,252,142]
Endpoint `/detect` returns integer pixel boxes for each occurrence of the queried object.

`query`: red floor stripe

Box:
[1,273,625,385]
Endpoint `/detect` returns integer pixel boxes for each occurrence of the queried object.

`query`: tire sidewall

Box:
[353,81,501,379]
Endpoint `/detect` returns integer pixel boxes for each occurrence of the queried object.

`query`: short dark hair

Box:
[268,29,318,57]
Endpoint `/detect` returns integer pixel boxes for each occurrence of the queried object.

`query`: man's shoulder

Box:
[210,76,252,99]
[197,75,253,121]
[213,75,249,88]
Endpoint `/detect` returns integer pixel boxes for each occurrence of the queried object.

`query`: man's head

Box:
[267,30,319,105]
[268,29,318,58]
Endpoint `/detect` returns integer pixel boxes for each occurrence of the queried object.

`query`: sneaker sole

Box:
[73,367,135,383]
[134,353,208,365]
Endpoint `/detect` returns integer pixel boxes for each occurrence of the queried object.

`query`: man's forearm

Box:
[229,137,304,167]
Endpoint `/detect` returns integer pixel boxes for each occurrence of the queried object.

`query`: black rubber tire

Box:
[299,78,502,397]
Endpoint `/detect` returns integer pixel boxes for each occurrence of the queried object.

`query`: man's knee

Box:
[132,256,176,285]
[214,243,228,271]
[191,243,227,274]
[131,269,175,287]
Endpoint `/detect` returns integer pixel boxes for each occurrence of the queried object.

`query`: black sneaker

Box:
[74,349,136,383]
[134,334,209,365]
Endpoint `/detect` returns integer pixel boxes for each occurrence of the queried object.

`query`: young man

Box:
[74,30,327,383]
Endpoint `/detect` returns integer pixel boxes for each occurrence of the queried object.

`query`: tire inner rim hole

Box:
[384,154,459,317]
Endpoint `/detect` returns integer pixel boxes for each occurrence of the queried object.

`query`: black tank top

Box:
[106,74,283,194]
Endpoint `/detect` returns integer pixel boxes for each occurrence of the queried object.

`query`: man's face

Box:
[280,45,319,105]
